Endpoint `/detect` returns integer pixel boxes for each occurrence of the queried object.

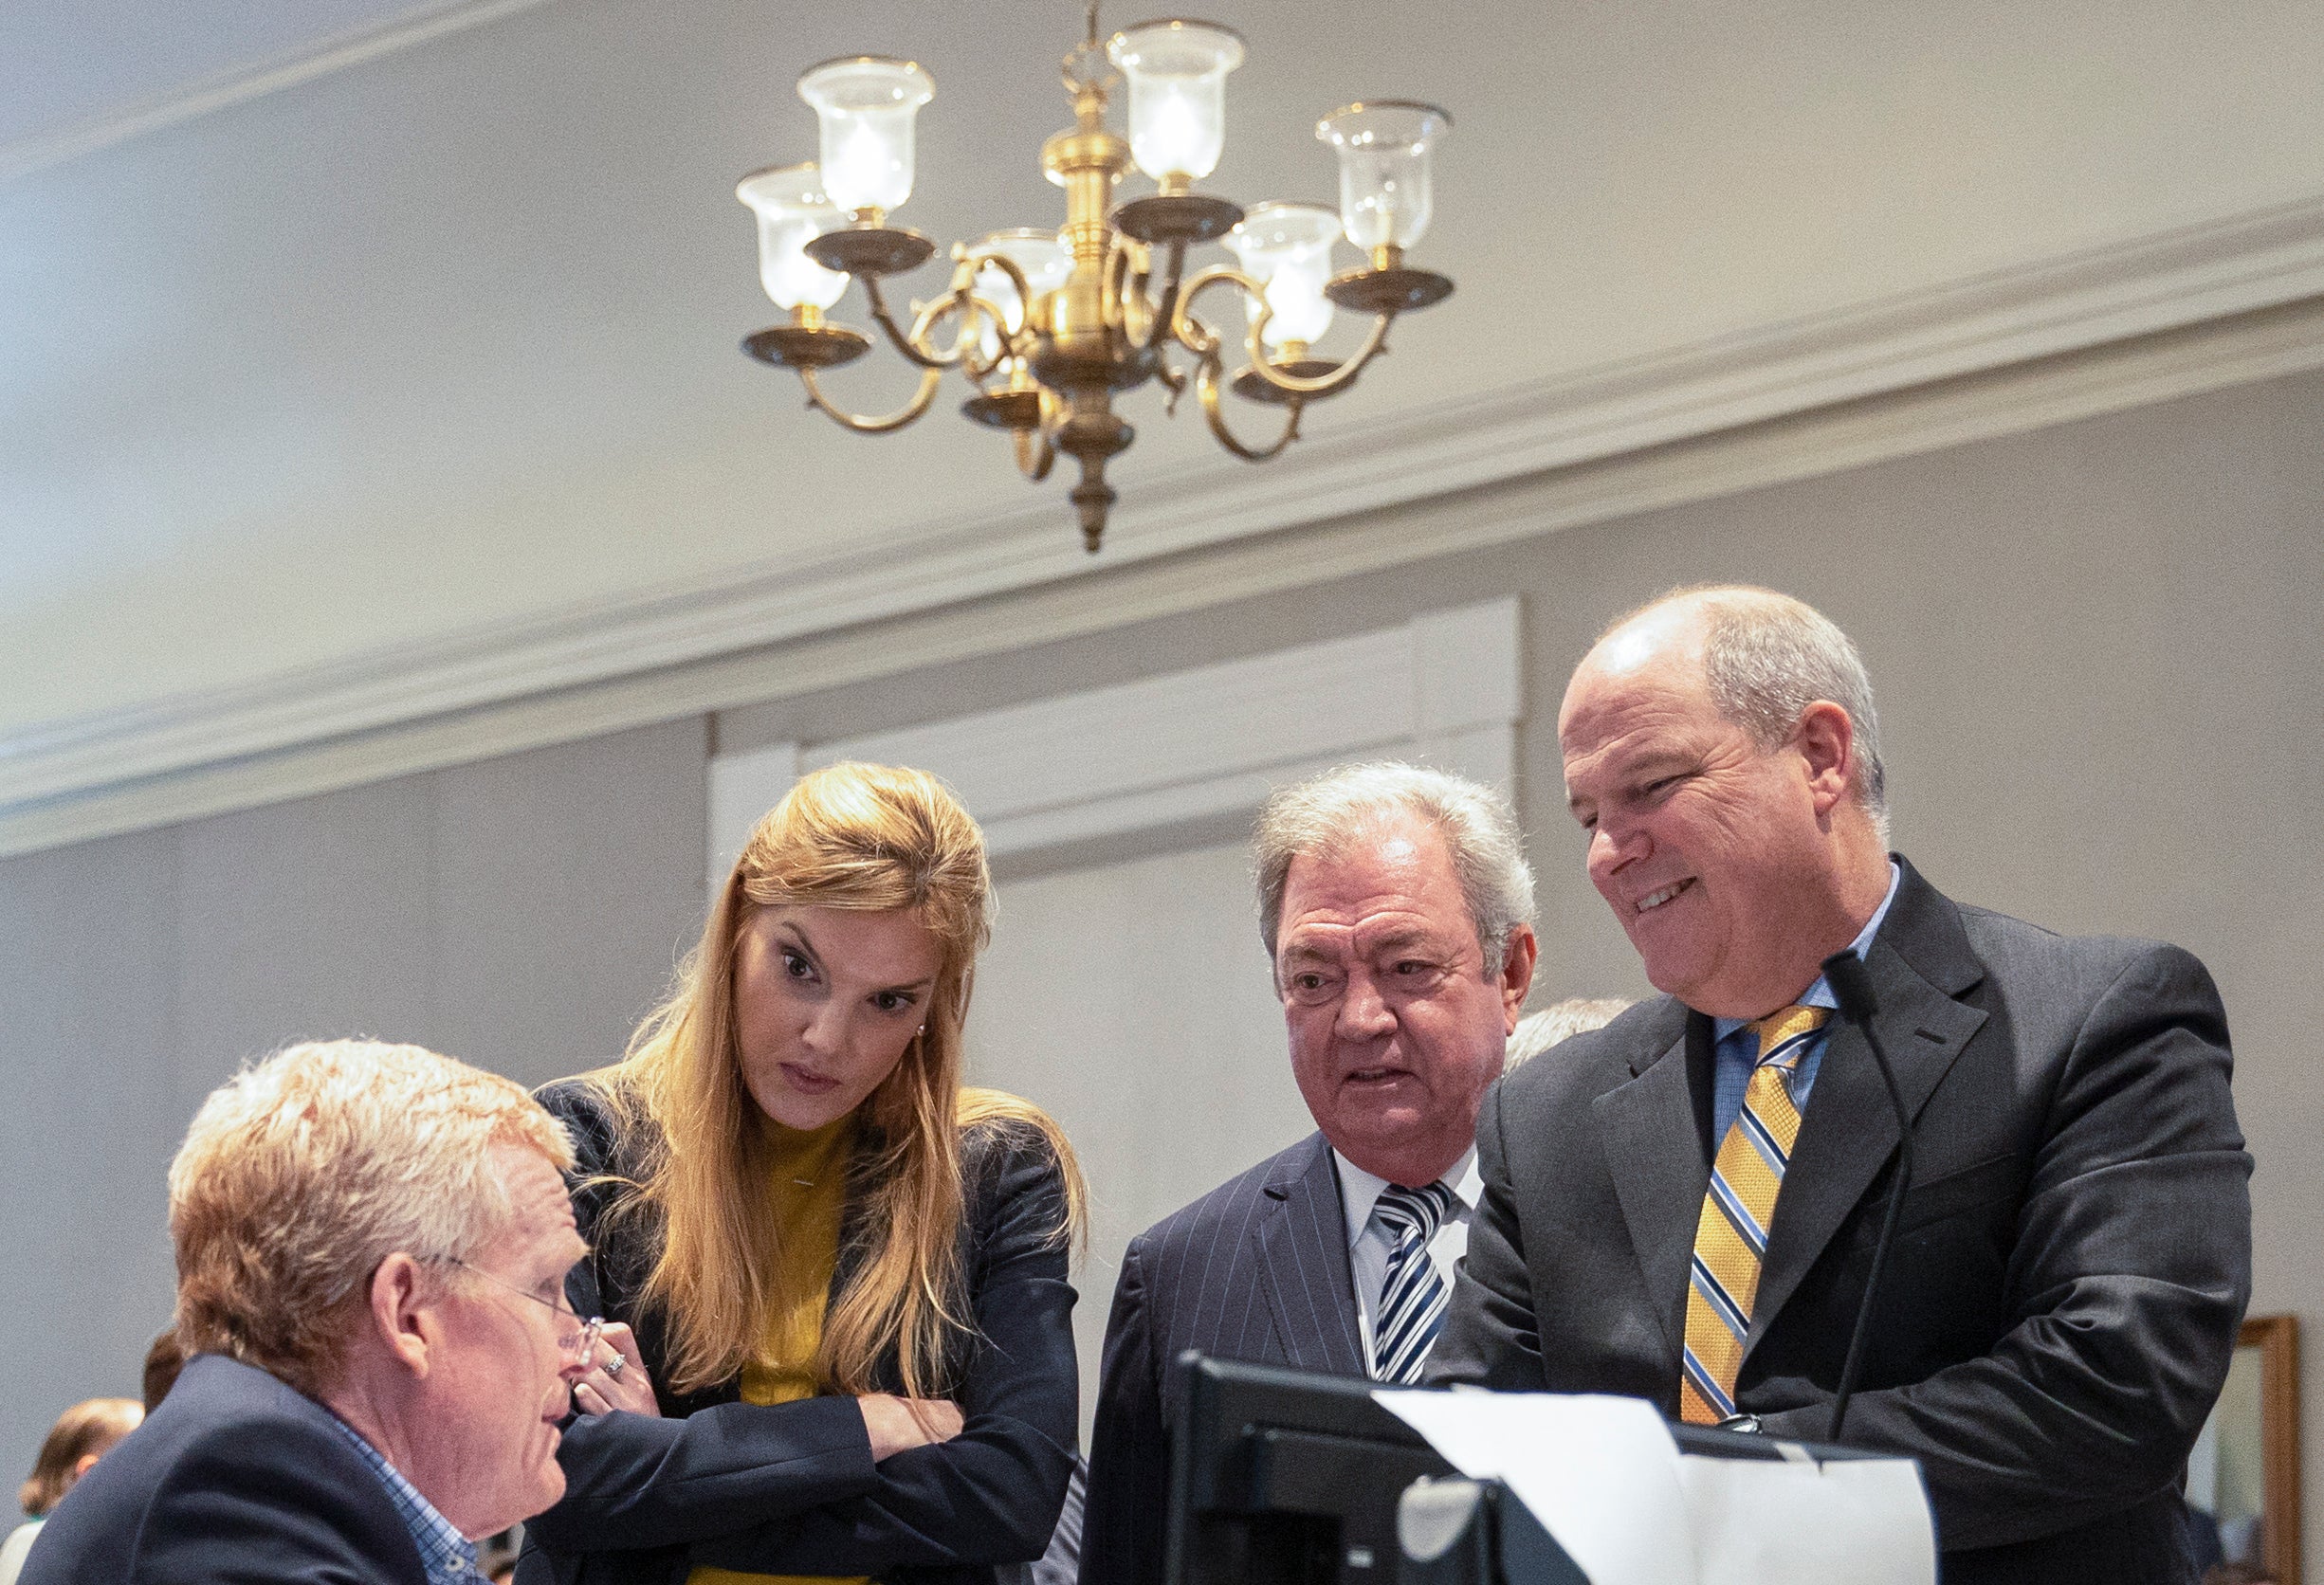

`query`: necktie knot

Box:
[1374,1180,1456,1242]
[1747,1004,1830,1071]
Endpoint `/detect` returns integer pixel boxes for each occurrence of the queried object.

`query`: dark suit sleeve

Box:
[1079,1233,1163,1585]
[523,1394,880,1552]
[684,1128,1080,1574]
[107,1420,421,1585]
[1426,1077,1546,1389]
[1753,942,2253,1552]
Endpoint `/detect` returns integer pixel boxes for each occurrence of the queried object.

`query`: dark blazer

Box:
[1429,858,2253,1585]
[20,1353,427,1585]
[520,1081,1080,1585]
[1082,1131,1365,1585]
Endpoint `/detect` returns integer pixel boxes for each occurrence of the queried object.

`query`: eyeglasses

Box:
[451,1260,604,1365]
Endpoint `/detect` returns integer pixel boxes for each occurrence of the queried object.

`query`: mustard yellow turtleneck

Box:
[688,1112,868,1585]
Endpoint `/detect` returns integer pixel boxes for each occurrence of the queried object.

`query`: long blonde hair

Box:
[594,761,1084,1397]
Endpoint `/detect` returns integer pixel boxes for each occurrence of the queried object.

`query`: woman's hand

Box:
[572,1321,661,1418]
[857,1394,964,1461]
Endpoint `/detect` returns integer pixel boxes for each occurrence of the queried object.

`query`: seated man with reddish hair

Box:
[24,1040,606,1585]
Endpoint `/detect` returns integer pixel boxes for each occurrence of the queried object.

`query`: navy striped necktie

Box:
[1370,1180,1459,1383]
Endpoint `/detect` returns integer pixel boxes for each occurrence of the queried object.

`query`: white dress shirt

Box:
[1332,1146,1484,1375]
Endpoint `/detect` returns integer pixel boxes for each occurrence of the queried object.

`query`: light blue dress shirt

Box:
[326,1414,485,1584]
[1708,859,1903,1148]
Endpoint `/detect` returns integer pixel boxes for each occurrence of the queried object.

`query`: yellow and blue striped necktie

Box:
[1679,1004,1830,1425]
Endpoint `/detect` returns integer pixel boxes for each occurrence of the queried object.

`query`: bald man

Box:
[1430,587,2250,1585]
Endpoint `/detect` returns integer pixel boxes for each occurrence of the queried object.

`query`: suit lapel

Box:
[1595,1004,1708,1358]
[1747,864,1988,1352]
[1253,1134,1367,1375]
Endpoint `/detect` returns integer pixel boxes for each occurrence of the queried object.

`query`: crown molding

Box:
[0,0,560,184]
[702,598,1521,881]
[8,193,2324,859]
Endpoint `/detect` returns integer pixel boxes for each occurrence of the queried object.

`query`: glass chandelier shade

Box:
[1224,202,1338,347]
[1106,20,1245,183]
[796,56,935,214]
[736,163,850,310]
[971,228,1071,359]
[1316,100,1450,251]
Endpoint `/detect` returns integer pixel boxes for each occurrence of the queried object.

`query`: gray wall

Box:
[0,719,707,1473]
[3,366,2318,1562]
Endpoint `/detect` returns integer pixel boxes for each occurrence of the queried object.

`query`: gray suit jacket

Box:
[1430,858,2253,1585]
[1082,1132,1364,1585]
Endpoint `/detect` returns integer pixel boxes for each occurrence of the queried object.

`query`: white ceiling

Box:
[6,0,2324,740]
[0,0,444,149]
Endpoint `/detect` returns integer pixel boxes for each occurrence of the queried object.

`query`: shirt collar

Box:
[325,1413,482,1584]
[1332,1145,1481,1249]
[1714,859,1903,1042]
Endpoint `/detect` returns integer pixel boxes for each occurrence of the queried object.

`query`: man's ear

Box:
[1497,925,1540,1030]
[367,1253,437,1379]
[1791,701,1855,817]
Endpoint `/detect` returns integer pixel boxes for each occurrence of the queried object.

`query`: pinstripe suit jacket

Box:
[1082,1132,1363,1585]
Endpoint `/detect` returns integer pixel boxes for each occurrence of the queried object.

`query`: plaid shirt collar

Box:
[325,1413,484,1585]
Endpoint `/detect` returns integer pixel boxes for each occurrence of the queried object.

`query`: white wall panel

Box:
[963,842,1308,1444]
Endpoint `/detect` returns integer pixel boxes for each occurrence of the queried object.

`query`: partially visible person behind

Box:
[0,1398,140,1585]
[521,760,1085,1585]
[23,1040,594,1585]
[1082,763,1538,1585]
[1503,997,1635,1069]
[140,1328,186,1413]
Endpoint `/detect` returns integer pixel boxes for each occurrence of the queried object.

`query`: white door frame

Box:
[706,597,1523,884]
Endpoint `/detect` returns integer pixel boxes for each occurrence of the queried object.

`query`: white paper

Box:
[1375,1391,1697,1585]
[1677,1453,1934,1585]
[1376,1390,1935,1585]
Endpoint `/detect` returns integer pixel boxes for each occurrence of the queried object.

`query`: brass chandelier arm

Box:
[1168,264,1253,359]
[856,274,952,370]
[1013,425,1057,481]
[940,292,1019,384]
[1155,354,1188,414]
[959,249,1042,364]
[1195,352,1303,462]
[1170,264,1393,398]
[1112,237,1188,355]
[798,363,945,433]
[1237,310,1390,395]
[1102,237,1144,342]
[1148,239,1190,348]
[857,273,997,371]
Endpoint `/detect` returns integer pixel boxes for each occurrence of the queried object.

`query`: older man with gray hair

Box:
[24,1040,612,1585]
[1081,762,1538,1585]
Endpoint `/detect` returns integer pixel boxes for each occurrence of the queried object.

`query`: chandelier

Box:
[735,7,1454,553]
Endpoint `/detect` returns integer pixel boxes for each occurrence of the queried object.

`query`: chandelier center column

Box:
[1039,71,1139,551]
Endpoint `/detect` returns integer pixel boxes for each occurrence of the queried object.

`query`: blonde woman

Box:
[522,762,1085,1585]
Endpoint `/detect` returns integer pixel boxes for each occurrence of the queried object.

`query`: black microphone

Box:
[1820,948,1913,1444]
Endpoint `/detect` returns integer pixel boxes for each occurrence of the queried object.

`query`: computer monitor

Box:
[1164,1355,1455,1585]
[1162,1354,1892,1585]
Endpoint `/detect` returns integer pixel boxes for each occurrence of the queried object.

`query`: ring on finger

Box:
[602,1351,626,1377]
